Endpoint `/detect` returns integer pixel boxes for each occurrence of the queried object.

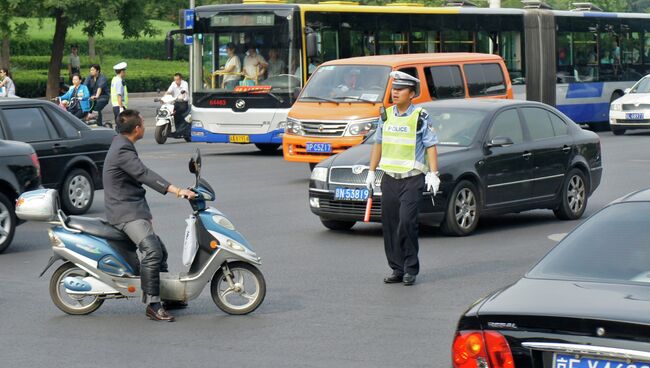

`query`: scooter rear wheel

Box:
[211,262,266,315]
[49,262,104,315]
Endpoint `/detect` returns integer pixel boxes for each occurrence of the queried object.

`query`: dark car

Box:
[309,99,602,236]
[0,99,115,214]
[453,189,650,368]
[0,139,41,253]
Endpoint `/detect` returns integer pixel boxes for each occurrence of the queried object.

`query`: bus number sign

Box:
[211,14,274,27]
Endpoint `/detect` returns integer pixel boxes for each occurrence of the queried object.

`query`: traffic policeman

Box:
[111,61,128,121]
[366,71,440,286]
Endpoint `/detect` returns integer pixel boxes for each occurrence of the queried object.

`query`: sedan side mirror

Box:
[624,88,631,94]
[487,136,514,148]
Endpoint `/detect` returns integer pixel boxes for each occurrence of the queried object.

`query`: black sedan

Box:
[309,99,602,236]
[453,189,650,368]
[0,98,115,214]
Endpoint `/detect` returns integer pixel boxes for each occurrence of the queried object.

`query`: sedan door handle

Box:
[562,145,572,153]
[522,152,532,160]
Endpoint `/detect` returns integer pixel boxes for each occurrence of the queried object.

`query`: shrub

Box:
[10,39,188,60]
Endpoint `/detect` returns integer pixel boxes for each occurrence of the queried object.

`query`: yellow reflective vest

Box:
[378,106,427,174]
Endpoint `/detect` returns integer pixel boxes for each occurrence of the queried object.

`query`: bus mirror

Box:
[306,32,318,58]
[165,35,174,60]
[624,88,631,94]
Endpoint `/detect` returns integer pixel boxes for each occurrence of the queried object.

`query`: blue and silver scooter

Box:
[16,149,266,315]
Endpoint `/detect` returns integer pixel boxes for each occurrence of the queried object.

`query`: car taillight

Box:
[30,153,41,178]
[452,330,514,368]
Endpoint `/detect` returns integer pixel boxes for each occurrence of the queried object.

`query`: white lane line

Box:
[548,233,567,242]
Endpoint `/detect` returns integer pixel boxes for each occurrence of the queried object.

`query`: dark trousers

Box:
[113,106,121,122]
[380,173,424,276]
[92,96,109,126]
[173,101,189,127]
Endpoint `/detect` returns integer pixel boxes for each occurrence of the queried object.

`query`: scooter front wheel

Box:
[49,262,104,315]
[154,125,168,144]
[211,262,266,315]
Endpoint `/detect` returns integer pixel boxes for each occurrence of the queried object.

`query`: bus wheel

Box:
[254,143,280,153]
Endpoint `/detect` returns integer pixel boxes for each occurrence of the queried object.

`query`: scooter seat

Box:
[66,216,129,241]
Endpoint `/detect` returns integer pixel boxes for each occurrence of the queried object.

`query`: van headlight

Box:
[286,118,304,135]
[212,215,235,231]
[610,103,622,111]
[347,121,375,136]
[310,167,328,182]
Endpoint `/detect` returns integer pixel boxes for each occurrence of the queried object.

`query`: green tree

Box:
[34,0,157,98]
[0,0,28,68]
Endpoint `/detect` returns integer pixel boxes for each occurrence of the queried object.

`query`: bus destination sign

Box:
[211,14,275,27]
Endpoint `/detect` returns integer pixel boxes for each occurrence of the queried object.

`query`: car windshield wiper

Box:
[332,96,378,104]
[299,96,339,104]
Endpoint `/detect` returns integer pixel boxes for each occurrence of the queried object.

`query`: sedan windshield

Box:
[300,65,390,103]
[363,108,484,147]
[528,202,650,284]
[630,77,650,93]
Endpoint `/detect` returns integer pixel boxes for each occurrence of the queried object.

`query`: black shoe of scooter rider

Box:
[146,304,175,322]
[162,300,188,310]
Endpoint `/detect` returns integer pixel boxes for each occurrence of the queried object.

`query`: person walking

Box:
[103,109,195,321]
[366,71,440,286]
[0,67,16,98]
[110,62,128,121]
[84,64,109,126]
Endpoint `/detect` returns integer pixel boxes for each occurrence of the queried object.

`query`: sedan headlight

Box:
[610,103,622,111]
[310,167,328,182]
[286,118,304,135]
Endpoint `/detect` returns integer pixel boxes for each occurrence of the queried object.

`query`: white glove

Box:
[425,172,440,195]
[119,106,125,113]
[365,170,376,190]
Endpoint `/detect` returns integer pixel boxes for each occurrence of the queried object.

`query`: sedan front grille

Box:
[301,121,348,137]
[616,119,650,124]
[329,167,384,186]
[319,198,382,218]
[622,104,650,111]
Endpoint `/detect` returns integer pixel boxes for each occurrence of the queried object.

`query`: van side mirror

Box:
[306,28,317,58]
[487,136,514,148]
[624,88,631,94]
[165,35,174,60]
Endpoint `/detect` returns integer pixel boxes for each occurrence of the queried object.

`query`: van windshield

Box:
[300,65,390,103]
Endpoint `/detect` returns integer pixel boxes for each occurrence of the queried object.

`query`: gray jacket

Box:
[103,135,170,225]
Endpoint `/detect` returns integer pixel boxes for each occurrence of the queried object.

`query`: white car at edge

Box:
[609,75,650,135]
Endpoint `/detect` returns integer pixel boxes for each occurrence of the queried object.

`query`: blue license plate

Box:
[306,143,332,153]
[626,112,644,120]
[334,187,369,201]
[554,353,650,368]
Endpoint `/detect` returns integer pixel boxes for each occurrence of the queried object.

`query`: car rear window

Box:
[426,65,464,99]
[464,63,506,97]
[2,107,58,142]
[528,202,650,285]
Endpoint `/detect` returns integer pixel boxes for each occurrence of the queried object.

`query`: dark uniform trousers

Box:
[381,173,424,276]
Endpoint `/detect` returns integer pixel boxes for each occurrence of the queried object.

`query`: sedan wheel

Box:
[0,192,16,253]
[554,168,588,220]
[61,169,94,215]
[441,180,480,236]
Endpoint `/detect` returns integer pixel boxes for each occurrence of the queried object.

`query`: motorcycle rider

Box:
[164,73,189,129]
[84,64,109,126]
[59,74,91,119]
[103,109,195,322]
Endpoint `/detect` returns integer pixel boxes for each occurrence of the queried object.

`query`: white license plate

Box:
[626,112,644,120]
[334,187,369,201]
[554,353,650,368]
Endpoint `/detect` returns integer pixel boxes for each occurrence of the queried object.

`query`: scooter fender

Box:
[219,247,262,265]
[156,118,171,127]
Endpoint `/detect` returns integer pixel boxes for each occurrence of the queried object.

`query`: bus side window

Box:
[426,65,464,100]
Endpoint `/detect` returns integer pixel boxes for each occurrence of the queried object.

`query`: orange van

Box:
[283,53,513,168]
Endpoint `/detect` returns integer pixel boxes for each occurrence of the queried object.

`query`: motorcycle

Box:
[51,97,114,130]
[154,92,191,144]
[15,149,266,316]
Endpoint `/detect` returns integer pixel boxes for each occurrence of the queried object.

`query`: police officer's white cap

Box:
[113,62,127,70]
[390,70,419,89]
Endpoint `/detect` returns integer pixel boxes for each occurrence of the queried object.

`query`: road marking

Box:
[629,159,650,163]
[548,233,567,242]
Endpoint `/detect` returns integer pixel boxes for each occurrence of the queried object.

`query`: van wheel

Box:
[254,143,280,153]
[612,128,626,136]
[61,168,94,215]
[320,218,355,231]
[0,192,16,254]
[440,180,480,236]
[554,168,588,220]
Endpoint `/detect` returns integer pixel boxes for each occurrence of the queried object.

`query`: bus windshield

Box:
[195,11,301,100]
[300,65,390,103]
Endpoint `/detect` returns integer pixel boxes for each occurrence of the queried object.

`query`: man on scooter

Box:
[164,73,189,129]
[103,110,195,322]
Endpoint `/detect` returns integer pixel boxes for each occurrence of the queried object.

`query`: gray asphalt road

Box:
[2,99,649,367]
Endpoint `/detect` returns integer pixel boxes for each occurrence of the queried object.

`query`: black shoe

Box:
[146,305,175,322]
[383,271,404,284]
[162,300,188,310]
[403,273,416,286]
